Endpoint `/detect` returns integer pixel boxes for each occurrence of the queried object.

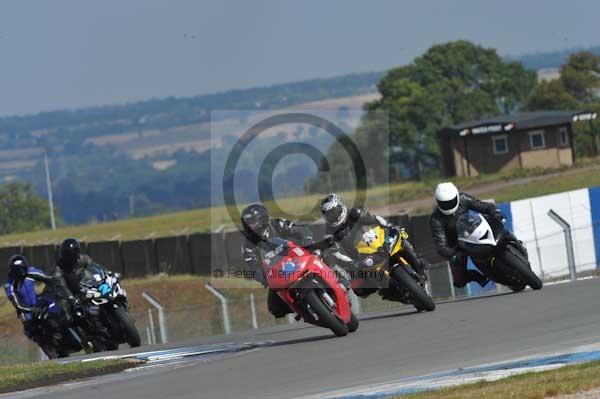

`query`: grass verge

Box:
[0,359,137,394]
[396,360,600,399]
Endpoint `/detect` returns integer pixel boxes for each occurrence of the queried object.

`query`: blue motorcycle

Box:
[30,293,95,358]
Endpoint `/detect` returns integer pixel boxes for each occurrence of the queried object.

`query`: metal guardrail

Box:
[547,209,577,282]
[142,291,168,344]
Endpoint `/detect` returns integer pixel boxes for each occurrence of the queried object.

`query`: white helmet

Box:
[434,182,459,215]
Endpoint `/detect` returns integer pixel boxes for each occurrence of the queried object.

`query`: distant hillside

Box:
[508,45,600,70]
[0,71,383,153]
[0,44,595,154]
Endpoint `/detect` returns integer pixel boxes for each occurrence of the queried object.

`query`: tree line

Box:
[311,40,600,192]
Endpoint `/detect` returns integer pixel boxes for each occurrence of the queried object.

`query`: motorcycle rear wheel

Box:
[392,266,436,312]
[39,344,58,359]
[304,290,348,337]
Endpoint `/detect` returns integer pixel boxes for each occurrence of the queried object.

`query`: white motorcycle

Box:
[456,213,542,291]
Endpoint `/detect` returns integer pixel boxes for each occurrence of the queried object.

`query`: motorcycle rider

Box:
[54,238,109,342]
[4,255,70,348]
[319,193,429,298]
[241,203,315,318]
[430,182,506,288]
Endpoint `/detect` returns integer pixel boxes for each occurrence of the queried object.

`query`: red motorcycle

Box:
[260,237,358,337]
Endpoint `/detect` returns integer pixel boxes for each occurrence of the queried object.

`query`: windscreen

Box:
[259,237,292,268]
[79,264,108,289]
[456,214,482,239]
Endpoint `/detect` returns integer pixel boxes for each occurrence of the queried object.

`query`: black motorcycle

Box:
[77,263,141,350]
[456,213,543,291]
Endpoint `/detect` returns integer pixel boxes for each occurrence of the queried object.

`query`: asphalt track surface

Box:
[9,278,600,399]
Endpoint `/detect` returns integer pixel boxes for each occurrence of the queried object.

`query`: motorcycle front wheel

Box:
[347,312,359,333]
[391,266,436,312]
[304,290,348,337]
[113,306,141,347]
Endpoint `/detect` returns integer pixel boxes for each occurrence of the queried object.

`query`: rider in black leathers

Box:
[320,193,429,298]
[430,182,506,288]
[241,204,315,317]
[53,238,109,343]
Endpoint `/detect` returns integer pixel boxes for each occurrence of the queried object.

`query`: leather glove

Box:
[301,236,315,247]
[30,306,46,320]
[492,210,506,223]
[353,257,375,270]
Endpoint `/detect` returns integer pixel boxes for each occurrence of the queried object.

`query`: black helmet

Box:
[241,204,270,238]
[320,193,348,227]
[60,238,81,271]
[8,255,28,279]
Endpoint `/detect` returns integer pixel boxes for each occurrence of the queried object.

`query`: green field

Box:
[396,360,600,399]
[2,160,600,247]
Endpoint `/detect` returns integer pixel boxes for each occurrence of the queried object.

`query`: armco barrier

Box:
[121,239,157,277]
[86,241,123,274]
[0,213,444,278]
[22,245,56,274]
[0,246,22,271]
[210,232,227,270]
[0,215,437,277]
[223,230,245,271]
[155,236,192,275]
[189,233,213,275]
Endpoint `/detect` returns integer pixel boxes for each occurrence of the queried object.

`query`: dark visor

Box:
[324,206,343,223]
[438,197,458,211]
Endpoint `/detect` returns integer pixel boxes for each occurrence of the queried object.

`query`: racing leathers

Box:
[54,254,94,295]
[323,208,428,298]
[242,219,314,317]
[430,192,505,287]
[53,254,110,340]
[4,266,72,343]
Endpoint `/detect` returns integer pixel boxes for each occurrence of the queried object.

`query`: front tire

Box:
[113,307,141,347]
[509,284,526,292]
[500,249,543,290]
[347,313,359,333]
[392,266,436,312]
[304,290,348,337]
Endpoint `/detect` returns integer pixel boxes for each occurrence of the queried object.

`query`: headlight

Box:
[85,289,101,299]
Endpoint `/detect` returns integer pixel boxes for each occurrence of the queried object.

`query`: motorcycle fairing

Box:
[457,214,497,247]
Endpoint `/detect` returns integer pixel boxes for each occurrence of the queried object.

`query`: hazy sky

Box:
[1,0,600,116]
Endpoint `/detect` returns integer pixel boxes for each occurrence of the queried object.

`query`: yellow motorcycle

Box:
[353,225,435,312]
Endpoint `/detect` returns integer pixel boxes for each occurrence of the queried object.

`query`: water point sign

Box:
[459,123,515,136]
